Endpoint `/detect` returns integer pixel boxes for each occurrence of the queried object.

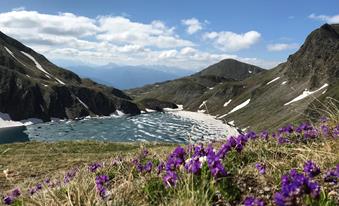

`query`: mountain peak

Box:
[193,58,264,80]
[284,24,339,85]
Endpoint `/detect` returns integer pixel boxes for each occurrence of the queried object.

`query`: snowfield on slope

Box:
[21,51,66,85]
[266,77,281,85]
[284,83,329,105]
[218,99,251,119]
[223,99,232,107]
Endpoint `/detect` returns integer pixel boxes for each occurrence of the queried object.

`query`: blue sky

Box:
[0,0,338,70]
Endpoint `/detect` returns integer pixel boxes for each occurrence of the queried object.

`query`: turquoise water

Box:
[23,112,223,144]
[0,126,29,144]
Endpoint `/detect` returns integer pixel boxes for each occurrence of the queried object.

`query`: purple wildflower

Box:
[163,171,178,187]
[185,157,202,175]
[3,196,13,205]
[303,161,320,178]
[246,131,258,140]
[274,169,321,205]
[131,158,138,165]
[10,188,21,198]
[216,143,232,159]
[227,136,237,147]
[303,128,318,139]
[193,144,206,157]
[88,162,102,172]
[260,130,269,140]
[321,125,330,137]
[136,163,143,173]
[278,136,289,144]
[144,161,153,173]
[95,175,110,199]
[142,149,149,157]
[165,146,186,171]
[274,192,286,206]
[323,164,339,184]
[64,168,78,184]
[333,125,339,137]
[206,145,227,178]
[255,163,266,175]
[157,162,164,175]
[284,124,294,134]
[244,196,265,206]
[29,183,43,196]
[235,136,245,152]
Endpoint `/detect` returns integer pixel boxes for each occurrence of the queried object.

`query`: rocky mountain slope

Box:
[128,24,339,131]
[0,31,140,122]
[127,59,264,109]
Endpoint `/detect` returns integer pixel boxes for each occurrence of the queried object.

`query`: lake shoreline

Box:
[0,109,239,144]
[0,126,29,144]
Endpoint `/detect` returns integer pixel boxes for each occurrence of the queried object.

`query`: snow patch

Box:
[228,120,235,126]
[199,100,207,109]
[163,105,184,112]
[227,99,251,115]
[51,117,64,122]
[75,96,89,110]
[54,77,66,85]
[4,47,27,67]
[197,110,206,113]
[266,77,281,85]
[113,110,125,117]
[21,118,43,126]
[217,113,228,119]
[4,46,15,57]
[284,83,329,106]
[223,99,232,107]
[145,108,156,113]
[0,112,23,128]
[281,81,287,85]
[0,112,42,128]
[21,51,66,85]
[249,70,253,74]
[209,87,214,90]
[218,99,251,118]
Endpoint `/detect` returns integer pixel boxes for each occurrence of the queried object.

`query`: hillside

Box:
[0,31,140,122]
[127,59,264,111]
[127,24,339,131]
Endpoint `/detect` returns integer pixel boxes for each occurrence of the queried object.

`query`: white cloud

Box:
[267,43,299,52]
[203,30,261,52]
[97,16,194,48]
[308,13,339,23]
[181,18,203,34]
[0,9,278,70]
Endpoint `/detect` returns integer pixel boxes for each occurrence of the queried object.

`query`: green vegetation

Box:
[1,119,338,205]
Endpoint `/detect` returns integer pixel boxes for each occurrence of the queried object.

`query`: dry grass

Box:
[1,135,338,205]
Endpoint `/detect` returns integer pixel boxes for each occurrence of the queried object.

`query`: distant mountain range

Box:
[128,23,339,131]
[67,64,193,89]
